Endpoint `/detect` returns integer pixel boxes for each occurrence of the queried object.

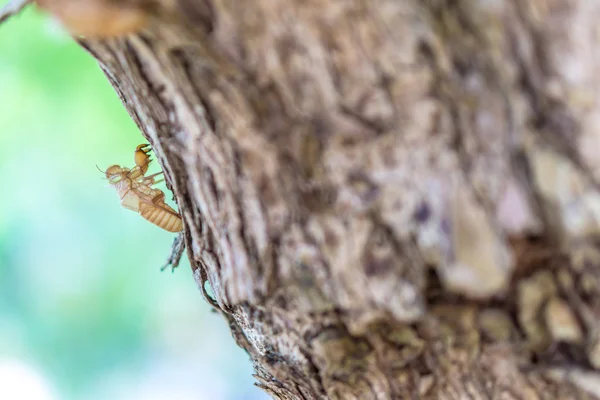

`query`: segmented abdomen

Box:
[140,203,183,232]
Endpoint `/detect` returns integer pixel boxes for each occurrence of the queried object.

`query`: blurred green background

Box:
[0,5,266,400]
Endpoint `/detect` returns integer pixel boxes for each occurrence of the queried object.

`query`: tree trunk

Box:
[39,0,600,398]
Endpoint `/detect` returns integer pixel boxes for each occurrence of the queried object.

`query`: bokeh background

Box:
[0,6,267,400]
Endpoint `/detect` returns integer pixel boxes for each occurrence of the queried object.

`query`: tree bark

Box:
[44,0,600,398]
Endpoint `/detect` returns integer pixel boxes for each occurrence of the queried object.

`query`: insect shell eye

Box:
[105,165,121,175]
[108,175,122,184]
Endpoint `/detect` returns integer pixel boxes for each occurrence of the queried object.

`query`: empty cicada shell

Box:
[102,144,183,233]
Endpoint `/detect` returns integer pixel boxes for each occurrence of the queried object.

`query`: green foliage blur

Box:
[0,6,265,400]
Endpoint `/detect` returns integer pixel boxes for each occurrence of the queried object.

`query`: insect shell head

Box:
[105,165,128,184]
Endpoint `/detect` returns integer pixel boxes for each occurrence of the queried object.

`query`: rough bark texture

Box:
[67,0,600,398]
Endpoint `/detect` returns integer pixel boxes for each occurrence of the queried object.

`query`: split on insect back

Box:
[99,144,185,271]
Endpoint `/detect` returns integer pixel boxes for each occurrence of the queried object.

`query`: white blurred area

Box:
[90,360,230,400]
[0,359,58,400]
[0,354,257,400]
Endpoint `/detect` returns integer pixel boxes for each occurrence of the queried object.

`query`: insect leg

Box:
[131,187,178,215]
[149,189,166,203]
[140,172,164,186]
[145,171,163,179]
